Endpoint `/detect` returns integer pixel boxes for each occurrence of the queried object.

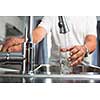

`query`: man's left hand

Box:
[60,45,87,67]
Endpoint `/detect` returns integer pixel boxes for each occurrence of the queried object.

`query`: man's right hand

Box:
[1,37,24,52]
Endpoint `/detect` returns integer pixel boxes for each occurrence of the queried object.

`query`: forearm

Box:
[84,35,97,54]
[32,26,47,44]
[61,34,97,67]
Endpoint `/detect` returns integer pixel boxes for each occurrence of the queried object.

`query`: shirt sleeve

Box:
[85,16,97,37]
[38,16,52,33]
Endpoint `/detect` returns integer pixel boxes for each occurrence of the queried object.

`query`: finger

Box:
[70,56,83,67]
[2,38,17,52]
[0,44,3,51]
[69,50,83,61]
[7,44,22,52]
[60,48,69,52]
[60,46,76,52]
[2,42,11,52]
[70,46,81,55]
[66,46,76,51]
[2,37,24,52]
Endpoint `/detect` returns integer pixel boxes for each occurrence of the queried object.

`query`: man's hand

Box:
[1,37,24,52]
[60,45,87,67]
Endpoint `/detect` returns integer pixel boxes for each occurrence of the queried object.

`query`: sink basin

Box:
[0,72,100,83]
[0,64,100,83]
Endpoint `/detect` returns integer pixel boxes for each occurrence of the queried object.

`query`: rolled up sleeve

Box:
[86,16,97,37]
[38,16,52,33]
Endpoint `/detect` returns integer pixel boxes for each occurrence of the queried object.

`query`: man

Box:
[1,16,97,73]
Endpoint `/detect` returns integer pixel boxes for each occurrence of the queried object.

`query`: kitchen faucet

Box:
[58,16,70,34]
[21,16,34,74]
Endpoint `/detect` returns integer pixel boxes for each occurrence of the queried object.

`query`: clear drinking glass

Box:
[59,34,73,74]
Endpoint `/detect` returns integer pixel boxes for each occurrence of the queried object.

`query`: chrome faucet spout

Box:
[81,61,100,69]
[21,16,34,74]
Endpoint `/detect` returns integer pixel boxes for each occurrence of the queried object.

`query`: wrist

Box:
[83,44,90,57]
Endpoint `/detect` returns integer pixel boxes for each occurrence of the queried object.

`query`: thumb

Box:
[60,48,69,52]
[8,44,22,52]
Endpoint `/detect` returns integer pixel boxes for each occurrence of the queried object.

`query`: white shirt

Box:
[38,16,97,70]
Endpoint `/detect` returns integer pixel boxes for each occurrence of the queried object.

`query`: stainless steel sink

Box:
[0,73,100,83]
[0,64,100,83]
